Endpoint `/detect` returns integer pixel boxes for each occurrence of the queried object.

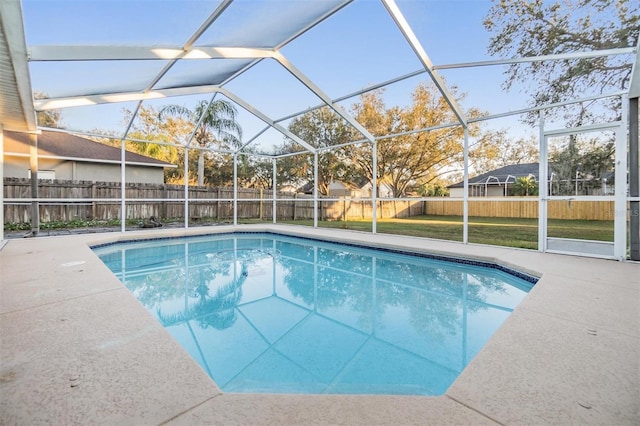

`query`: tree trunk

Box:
[198,151,204,187]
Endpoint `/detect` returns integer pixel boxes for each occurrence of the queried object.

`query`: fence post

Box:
[214,187,219,220]
[342,198,346,221]
[293,193,297,220]
[91,181,97,220]
[259,188,263,220]
[29,133,39,235]
[161,184,167,219]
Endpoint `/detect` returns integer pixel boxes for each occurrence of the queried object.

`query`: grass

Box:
[5,215,614,251]
[276,215,614,250]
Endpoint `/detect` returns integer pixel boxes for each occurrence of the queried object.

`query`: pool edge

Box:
[1,224,638,425]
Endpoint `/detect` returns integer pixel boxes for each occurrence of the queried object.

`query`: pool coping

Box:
[90,229,540,285]
[1,224,638,425]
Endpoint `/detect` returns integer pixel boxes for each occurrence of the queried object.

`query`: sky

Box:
[20,0,570,152]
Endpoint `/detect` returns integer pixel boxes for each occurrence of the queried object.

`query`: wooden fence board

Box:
[4,178,614,224]
[423,199,614,220]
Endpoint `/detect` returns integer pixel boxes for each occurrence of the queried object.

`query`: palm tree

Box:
[513,175,538,196]
[156,262,248,330]
[159,99,242,186]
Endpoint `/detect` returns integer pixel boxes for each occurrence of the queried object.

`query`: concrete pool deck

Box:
[1,224,638,425]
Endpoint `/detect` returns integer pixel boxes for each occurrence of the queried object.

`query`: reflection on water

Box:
[95,234,533,395]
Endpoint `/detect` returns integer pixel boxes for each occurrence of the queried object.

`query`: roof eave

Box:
[3,151,176,168]
[0,0,37,132]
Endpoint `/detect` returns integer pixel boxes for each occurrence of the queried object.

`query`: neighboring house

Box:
[358,181,394,198]
[328,181,358,197]
[3,130,175,184]
[325,180,395,198]
[448,163,539,197]
[278,184,299,194]
[298,180,394,198]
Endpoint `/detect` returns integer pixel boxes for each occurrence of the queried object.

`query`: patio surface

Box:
[1,224,638,425]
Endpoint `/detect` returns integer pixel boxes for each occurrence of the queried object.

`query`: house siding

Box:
[3,156,165,184]
[2,130,171,185]
[449,185,509,198]
[449,187,464,198]
[74,162,164,184]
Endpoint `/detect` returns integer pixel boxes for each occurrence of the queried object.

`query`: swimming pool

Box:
[94,232,536,396]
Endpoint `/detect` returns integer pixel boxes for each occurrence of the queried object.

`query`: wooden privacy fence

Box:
[2,178,318,223]
[322,198,425,220]
[3,178,614,224]
[423,199,615,220]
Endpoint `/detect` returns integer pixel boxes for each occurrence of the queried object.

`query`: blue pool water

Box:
[93,232,535,396]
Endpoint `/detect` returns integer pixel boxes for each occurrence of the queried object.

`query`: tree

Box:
[34,91,63,128]
[119,105,191,184]
[281,107,354,195]
[159,99,242,186]
[484,0,639,125]
[237,154,273,189]
[349,84,483,197]
[470,130,539,174]
[416,183,449,197]
[272,145,311,191]
[548,134,614,195]
[512,176,539,196]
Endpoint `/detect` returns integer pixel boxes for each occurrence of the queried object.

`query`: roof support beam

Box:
[28,45,276,61]
[0,0,37,131]
[33,85,221,110]
[274,52,376,143]
[468,91,626,123]
[381,0,467,127]
[434,47,636,70]
[274,0,353,50]
[143,0,234,93]
[184,0,233,50]
[257,68,428,124]
[217,87,316,153]
[238,126,270,153]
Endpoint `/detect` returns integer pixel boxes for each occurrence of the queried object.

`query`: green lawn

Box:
[6,214,612,251]
[275,215,614,250]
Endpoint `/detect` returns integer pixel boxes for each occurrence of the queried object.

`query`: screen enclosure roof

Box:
[1,0,638,157]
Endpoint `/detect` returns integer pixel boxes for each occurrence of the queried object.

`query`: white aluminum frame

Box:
[2,0,637,260]
[541,118,626,260]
